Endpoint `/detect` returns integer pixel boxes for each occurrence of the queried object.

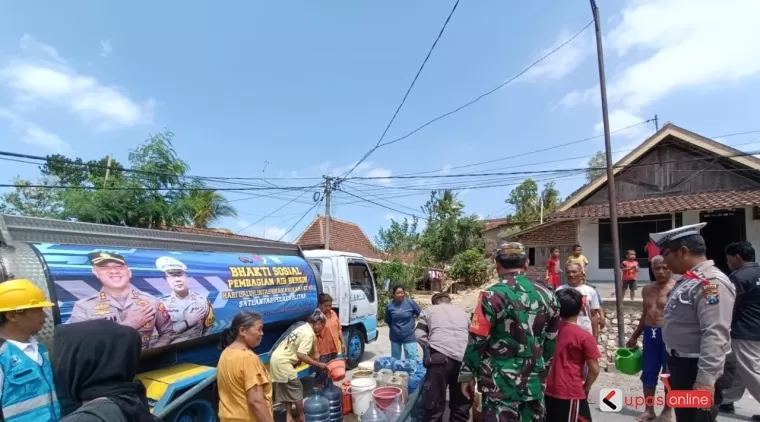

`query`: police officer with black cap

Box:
[653,223,736,422]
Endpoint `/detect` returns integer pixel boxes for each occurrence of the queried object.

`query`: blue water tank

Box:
[304,388,330,422]
[321,383,343,421]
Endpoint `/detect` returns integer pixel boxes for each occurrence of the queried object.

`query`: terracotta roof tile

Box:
[295,215,381,259]
[171,226,271,241]
[484,218,508,231]
[552,189,760,220]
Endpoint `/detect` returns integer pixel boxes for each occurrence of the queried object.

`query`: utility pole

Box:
[103,154,113,187]
[324,176,333,250]
[654,114,660,131]
[590,0,626,347]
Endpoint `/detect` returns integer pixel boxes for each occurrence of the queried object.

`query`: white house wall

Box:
[578,207,760,282]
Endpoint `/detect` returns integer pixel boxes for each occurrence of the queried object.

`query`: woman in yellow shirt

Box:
[217,311,273,422]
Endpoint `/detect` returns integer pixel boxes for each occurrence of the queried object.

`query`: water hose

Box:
[155,372,218,420]
[397,374,425,422]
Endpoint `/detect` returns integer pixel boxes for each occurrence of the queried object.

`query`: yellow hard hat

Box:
[0,279,55,313]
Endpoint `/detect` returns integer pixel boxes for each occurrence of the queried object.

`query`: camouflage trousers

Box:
[481,397,545,422]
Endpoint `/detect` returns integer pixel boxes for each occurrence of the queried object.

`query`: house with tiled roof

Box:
[505,123,760,282]
[295,215,383,260]
[483,218,538,253]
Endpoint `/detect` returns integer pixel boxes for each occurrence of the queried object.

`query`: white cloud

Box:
[20,33,65,64]
[235,220,292,242]
[384,214,397,221]
[0,108,70,153]
[593,109,650,141]
[558,0,760,116]
[100,40,112,58]
[558,86,598,109]
[521,30,594,82]
[441,164,452,174]
[0,34,155,131]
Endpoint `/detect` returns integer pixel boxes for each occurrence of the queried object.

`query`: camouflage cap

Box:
[495,242,525,258]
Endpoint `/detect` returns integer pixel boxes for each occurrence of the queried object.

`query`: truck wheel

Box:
[166,399,216,422]
[344,326,365,370]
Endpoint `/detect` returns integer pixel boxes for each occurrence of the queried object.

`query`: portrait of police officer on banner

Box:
[156,256,215,344]
[67,252,174,349]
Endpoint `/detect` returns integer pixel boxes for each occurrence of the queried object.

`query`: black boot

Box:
[718,403,735,413]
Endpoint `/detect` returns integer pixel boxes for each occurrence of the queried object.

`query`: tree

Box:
[0,131,238,230]
[187,187,238,228]
[418,190,485,264]
[374,216,421,254]
[587,150,606,182]
[505,179,560,227]
[0,176,64,218]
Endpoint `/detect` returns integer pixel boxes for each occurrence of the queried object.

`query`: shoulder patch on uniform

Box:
[703,283,719,305]
[158,302,171,321]
[469,292,491,337]
[204,301,216,328]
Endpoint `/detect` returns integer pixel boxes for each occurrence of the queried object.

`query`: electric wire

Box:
[278,198,323,241]
[341,0,461,179]
[236,190,314,234]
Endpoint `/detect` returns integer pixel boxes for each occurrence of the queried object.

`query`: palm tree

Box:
[187,189,238,228]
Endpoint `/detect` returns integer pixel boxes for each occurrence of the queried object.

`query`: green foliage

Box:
[374,216,421,253]
[505,179,560,228]
[373,259,420,321]
[419,190,485,264]
[0,131,237,229]
[449,248,489,285]
[587,150,606,181]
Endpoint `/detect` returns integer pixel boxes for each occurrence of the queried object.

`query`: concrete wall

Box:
[579,206,760,282]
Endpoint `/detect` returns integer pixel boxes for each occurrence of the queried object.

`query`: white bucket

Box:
[358,361,375,372]
[348,377,377,416]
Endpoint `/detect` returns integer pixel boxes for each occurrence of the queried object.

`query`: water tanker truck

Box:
[0,214,379,421]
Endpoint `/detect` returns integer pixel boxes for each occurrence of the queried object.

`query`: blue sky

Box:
[2,0,760,243]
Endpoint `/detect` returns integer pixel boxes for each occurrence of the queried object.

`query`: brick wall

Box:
[514,220,577,246]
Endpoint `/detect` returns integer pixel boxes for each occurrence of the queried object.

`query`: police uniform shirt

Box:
[158,291,215,343]
[662,260,736,386]
[728,262,760,342]
[67,289,174,349]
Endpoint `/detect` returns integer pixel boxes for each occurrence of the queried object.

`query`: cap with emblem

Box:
[88,252,127,266]
[649,222,707,249]
[495,242,526,258]
[156,256,187,273]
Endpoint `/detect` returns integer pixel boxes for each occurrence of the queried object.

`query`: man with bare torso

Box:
[627,255,676,422]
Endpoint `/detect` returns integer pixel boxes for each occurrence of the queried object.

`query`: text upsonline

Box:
[599,388,712,412]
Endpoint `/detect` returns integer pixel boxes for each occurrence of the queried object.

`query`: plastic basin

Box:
[326,358,346,381]
[615,347,643,375]
[372,386,402,411]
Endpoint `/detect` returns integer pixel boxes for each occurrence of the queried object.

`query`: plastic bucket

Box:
[615,347,643,375]
[358,361,375,372]
[326,358,346,381]
[372,386,402,411]
[348,377,377,415]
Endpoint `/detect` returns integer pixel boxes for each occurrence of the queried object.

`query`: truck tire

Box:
[344,326,365,370]
[163,384,218,422]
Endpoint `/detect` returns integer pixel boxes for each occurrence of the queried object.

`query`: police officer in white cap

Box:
[156,256,215,344]
[653,222,736,422]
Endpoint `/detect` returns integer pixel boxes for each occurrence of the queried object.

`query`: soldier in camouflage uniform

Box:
[459,242,561,422]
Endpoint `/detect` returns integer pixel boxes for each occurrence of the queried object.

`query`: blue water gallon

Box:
[321,383,343,421]
[304,388,330,422]
[392,359,418,374]
[374,357,397,372]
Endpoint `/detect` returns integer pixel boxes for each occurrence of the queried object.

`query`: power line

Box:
[337,187,425,219]
[341,0,461,179]
[278,198,323,241]
[236,190,314,234]
[0,183,316,192]
[375,20,594,149]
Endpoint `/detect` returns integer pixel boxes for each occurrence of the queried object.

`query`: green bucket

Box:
[615,347,643,375]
